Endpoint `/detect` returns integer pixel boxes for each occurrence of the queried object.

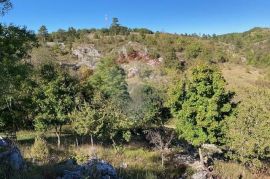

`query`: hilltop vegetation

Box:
[1,2,270,178]
[217,27,270,66]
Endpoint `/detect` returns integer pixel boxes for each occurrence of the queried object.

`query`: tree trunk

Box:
[161,152,164,167]
[91,135,93,148]
[56,132,61,148]
[75,136,79,147]
[55,126,62,148]
[199,147,204,166]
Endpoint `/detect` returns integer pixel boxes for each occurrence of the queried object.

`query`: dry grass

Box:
[71,144,161,170]
[214,161,270,179]
[221,63,264,90]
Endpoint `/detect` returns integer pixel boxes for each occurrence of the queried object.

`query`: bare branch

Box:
[145,128,175,151]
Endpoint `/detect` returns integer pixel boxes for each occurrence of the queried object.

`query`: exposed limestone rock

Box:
[62,158,117,179]
[117,42,161,66]
[127,67,139,78]
[46,42,65,49]
[191,170,208,179]
[72,44,101,68]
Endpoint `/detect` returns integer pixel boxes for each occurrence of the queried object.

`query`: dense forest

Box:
[0,0,270,178]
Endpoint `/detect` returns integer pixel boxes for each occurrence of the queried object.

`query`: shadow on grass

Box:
[6,161,188,179]
[17,133,79,147]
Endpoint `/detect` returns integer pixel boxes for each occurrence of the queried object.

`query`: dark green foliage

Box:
[130,85,168,127]
[109,17,130,36]
[163,48,183,70]
[166,80,186,115]
[0,24,36,132]
[133,28,154,35]
[33,63,79,146]
[37,25,49,43]
[74,58,132,142]
[0,24,36,62]
[89,58,131,107]
[171,64,234,146]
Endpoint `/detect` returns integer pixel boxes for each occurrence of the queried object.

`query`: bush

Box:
[214,161,254,178]
[185,42,202,59]
[30,136,50,162]
[225,88,270,170]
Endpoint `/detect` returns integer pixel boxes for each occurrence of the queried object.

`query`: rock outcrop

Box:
[62,158,117,179]
[117,42,162,66]
[0,137,25,170]
[72,44,101,69]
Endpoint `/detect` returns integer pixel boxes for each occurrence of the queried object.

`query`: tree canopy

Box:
[170,63,235,147]
[0,24,36,133]
[32,63,79,146]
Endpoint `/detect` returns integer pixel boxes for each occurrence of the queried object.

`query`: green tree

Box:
[0,24,36,134]
[89,58,130,107]
[171,63,234,162]
[130,84,167,127]
[51,29,66,42]
[225,88,270,169]
[37,25,49,43]
[70,102,99,137]
[71,94,132,144]
[109,17,129,35]
[78,58,132,143]
[111,17,120,27]
[93,93,132,143]
[164,48,183,70]
[33,63,78,147]
[166,79,186,115]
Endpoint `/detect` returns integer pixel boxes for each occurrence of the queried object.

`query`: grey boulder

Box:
[62,158,117,179]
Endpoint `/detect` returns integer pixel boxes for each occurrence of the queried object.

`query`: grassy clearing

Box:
[11,130,190,178]
[221,63,264,90]
[1,129,267,178]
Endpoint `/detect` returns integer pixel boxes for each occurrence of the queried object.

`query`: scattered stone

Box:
[241,56,247,63]
[201,144,222,154]
[46,42,65,49]
[173,153,197,165]
[127,67,139,78]
[62,158,117,179]
[119,162,128,169]
[191,169,208,179]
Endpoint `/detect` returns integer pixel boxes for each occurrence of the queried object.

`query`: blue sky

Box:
[1,0,270,35]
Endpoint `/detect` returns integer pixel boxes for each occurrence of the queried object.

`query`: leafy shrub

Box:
[185,42,202,59]
[225,88,270,170]
[30,136,50,162]
[214,161,253,178]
